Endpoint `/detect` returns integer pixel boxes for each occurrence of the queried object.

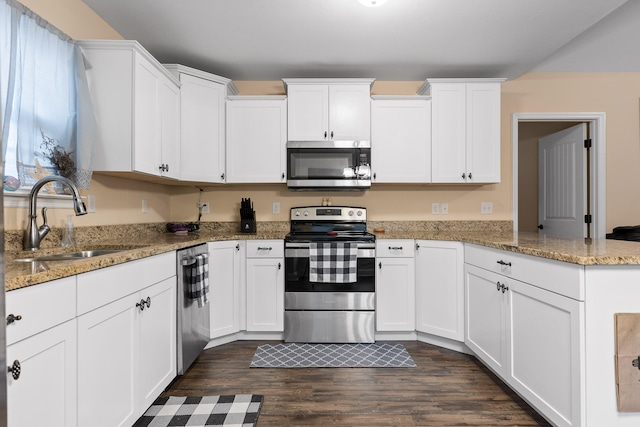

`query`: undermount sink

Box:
[9,249,128,263]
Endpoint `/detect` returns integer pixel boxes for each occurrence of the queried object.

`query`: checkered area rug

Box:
[250,342,416,368]
[133,394,263,427]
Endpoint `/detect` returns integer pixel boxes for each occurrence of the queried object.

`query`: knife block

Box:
[240,218,256,233]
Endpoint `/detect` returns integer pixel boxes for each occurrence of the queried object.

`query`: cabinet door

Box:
[466,82,501,183]
[465,264,507,376]
[376,257,416,331]
[133,54,161,176]
[431,82,467,183]
[7,320,77,427]
[415,240,464,341]
[138,277,177,410]
[78,293,140,427]
[371,99,431,183]
[246,257,284,331]
[287,84,329,141]
[179,74,226,182]
[329,84,371,141]
[508,279,584,427]
[208,241,241,338]
[226,98,287,183]
[159,75,181,179]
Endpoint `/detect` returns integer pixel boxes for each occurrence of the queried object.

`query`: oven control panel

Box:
[290,206,367,222]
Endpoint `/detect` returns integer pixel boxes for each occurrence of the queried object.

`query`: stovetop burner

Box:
[285,232,376,243]
[286,206,374,243]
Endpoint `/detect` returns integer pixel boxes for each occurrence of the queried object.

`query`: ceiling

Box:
[82,0,630,81]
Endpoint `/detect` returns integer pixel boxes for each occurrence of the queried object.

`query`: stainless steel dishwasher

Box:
[176,243,210,375]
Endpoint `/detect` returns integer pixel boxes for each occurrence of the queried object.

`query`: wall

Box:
[502,73,640,232]
[10,1,640,233]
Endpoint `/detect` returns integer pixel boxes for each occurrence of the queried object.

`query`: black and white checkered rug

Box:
[133,394,263,427]
[250,343,416,368]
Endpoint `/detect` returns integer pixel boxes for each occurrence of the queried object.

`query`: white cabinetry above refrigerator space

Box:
[284,78,374,142]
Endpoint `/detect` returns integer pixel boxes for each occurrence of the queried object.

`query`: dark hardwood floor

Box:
[164,340,551,426]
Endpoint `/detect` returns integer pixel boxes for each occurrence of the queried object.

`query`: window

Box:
[1,0,95,200]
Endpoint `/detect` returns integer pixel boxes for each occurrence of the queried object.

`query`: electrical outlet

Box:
[481,202,493,214]
[432,202,440,214]
[142,199,148,214]
[441,203,449,214]
[273,202,280,214]
[201,202,210,214]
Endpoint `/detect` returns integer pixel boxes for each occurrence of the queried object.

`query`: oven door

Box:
[286,141,371,190]
[284,242,376,294]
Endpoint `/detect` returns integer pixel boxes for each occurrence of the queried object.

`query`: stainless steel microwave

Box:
[286,141,371,190]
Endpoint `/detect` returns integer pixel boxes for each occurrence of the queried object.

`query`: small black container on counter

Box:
[240,197,256,233]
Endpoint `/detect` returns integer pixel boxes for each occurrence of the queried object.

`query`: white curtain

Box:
[0,0,96,191]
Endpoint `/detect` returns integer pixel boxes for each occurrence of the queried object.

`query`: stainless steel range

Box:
[284,206,376,343]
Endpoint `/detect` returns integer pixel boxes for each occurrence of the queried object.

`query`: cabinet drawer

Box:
[376,240,415,258]
[246,240,284,258]
[77,252,175,315]
[465,244,584,300]
[6,276,76,345]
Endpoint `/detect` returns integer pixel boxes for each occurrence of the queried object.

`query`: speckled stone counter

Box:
[371,223,640,265]
[7,220,640,292]
[5,221,289,291]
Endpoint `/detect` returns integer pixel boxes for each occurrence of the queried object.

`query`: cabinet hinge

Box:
[585,214,592,224]
[584,139,592,148]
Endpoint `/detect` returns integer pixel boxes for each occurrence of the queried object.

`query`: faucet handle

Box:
[41,207,48,226]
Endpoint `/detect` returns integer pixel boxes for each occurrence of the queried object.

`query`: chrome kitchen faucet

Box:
[23,176,87,251]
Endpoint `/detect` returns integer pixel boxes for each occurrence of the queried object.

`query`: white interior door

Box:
[538,123,587,238]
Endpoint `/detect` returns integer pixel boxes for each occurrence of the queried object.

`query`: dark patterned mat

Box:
[250,342,416,368]
[133,394,263,426]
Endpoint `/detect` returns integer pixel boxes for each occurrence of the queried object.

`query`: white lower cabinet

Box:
[7,320,77,427]
[246,240,284,332]
[465,245,584,427]
[6,276,77,427]
[415,240,464,341]
[376,240,415,332]
[77,253,177,427]
[78,292,139,427]
[208,241,242,339]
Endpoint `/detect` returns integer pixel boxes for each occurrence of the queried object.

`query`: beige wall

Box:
[8,1,640,233]
[503,73,640,232]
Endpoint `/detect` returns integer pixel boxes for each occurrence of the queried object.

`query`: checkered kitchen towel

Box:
[309,242,357,283]
[133,394,264,427]
[188,253,210,307]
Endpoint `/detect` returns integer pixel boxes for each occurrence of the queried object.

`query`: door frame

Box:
[511,112,606,238]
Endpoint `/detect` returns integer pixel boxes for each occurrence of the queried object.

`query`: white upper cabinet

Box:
[226,96,287,183]
[284,78,374,141]
[420,78,504,183]
[371,96,432,183]
[78,40,181,179]
[165,65,238,183]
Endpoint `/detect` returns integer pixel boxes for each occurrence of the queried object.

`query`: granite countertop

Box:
[7,221,640,292]
[5,227,287,291]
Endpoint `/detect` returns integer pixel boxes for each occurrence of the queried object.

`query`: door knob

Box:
[538,224,544,230]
